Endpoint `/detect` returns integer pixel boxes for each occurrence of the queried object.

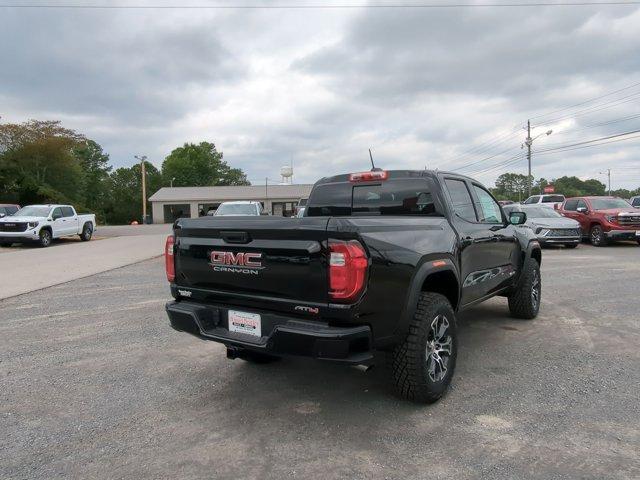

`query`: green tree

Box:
[161,142,250,187]
[552,176,606,198]
[0,119,87,206]
[74,140,112,222]
[493,173,531,201]
[104,161,162,225]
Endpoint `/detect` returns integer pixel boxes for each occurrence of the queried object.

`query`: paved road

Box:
[0,234,167,300]
[1,244,639,479]
[97,224,172,237]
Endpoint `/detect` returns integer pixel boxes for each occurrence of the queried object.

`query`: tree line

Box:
[491,172,639,202]
[0,119,249,224]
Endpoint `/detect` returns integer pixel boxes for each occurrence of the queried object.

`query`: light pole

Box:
[524,120,553,196]
[134,155,147,223]
[170,177,176,188]
[599,168,611,195]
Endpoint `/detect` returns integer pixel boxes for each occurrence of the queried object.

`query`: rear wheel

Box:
[590,225,607,246]
[79,223,93,241]
[38,229,52,248]
[391,292,458,403]
[508,257,541,319]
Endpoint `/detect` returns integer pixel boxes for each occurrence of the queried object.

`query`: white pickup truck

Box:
[0,204,96,247]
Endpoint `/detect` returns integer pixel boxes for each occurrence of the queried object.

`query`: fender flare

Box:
[395,257,460,340]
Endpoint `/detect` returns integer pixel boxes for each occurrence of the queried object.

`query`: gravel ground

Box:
[1,243,639,479]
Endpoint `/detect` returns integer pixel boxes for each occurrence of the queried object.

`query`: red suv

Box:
[559,196,640,246]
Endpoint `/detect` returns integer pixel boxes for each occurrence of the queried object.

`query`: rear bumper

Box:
[604,229,640,241]
[166,300,373,365]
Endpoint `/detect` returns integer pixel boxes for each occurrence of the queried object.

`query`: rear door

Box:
[174,216,330,307]
[61,206,78,235]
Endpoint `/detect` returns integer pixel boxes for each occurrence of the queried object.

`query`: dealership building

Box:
[148,184,313,223]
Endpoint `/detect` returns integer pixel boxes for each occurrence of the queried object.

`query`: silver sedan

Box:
[503,205,582,248]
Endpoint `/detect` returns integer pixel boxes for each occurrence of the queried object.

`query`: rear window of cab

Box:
[306,178,442,217]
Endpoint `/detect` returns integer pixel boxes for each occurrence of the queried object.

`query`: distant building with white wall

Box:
[148,184,313,223]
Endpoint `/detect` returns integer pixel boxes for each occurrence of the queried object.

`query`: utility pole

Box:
[523,120,553,197]
[526,120,532,197]
[600,168,611,195]
[135,155,147,223]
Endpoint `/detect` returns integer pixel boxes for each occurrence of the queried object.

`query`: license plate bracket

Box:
[228,310,262,337]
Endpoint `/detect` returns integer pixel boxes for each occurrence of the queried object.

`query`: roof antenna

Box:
[369,148,382,171]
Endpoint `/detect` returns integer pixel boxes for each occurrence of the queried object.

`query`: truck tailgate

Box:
[174,216,330,305]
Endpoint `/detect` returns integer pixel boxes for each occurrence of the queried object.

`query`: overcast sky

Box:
[1,1,640,189]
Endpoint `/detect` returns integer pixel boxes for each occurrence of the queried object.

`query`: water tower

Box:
[280,165,293,184]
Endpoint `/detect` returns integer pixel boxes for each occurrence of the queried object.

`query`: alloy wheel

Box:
[531,268,541,310]
[425,314,453,383]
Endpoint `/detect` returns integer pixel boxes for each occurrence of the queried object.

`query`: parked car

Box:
[498,200,514,206]
[0,204,96,247]
[503,204,581,248]
[630,195,640,208]
[163,169,541,403]
[213,201,264,216]
[0,204,20,218]
[559,196,640,246]
[522,194,566,209]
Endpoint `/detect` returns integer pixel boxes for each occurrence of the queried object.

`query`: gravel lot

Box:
[1,243,639,479]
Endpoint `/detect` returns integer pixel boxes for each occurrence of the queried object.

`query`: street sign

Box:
[543,185,555,193]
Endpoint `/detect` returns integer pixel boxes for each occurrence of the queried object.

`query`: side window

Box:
[61,206,74,217]
[472,185,503,224]
[524,196,540,204]
[576,199,588,211]
[444,179,477,222]
[52,207,62,219]
[632,197,640,207]
[564,199,578,211]
[0,207,6,216]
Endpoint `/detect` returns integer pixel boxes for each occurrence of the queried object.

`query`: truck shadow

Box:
[195,298,524,413]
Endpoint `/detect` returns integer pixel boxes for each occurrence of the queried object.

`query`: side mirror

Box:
[0,213,5,218]
[576,206,588,214]
[509,211,527,225]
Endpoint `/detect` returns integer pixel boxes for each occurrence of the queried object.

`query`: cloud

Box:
[1,4,639,189]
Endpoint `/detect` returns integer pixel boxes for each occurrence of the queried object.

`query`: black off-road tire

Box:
[590,224,607,247]
[390,292,458,404]
[508,257,541,319]
[38,229,52,248]
[564,243,579,249]
[236,349,281,364]
[79,223,93,241]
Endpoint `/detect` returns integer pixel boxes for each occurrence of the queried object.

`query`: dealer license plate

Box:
[228,310,262,337]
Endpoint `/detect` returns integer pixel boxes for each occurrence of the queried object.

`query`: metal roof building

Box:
[148,184,313,223]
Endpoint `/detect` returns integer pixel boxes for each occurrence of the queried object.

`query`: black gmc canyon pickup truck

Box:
[164,169,541,403]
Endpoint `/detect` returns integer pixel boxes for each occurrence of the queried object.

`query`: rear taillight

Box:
[328,240,368,302]
[165,235,175,282]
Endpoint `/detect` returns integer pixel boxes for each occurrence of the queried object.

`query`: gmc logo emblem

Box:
[210,251,264,274]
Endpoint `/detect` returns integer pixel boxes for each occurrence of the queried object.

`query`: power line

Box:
[529,80,640,121]
[1,2,640,8]
[535,90,640,127]
[534,132,640,156]
[536,128,640,153]
[451,144,521,171]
